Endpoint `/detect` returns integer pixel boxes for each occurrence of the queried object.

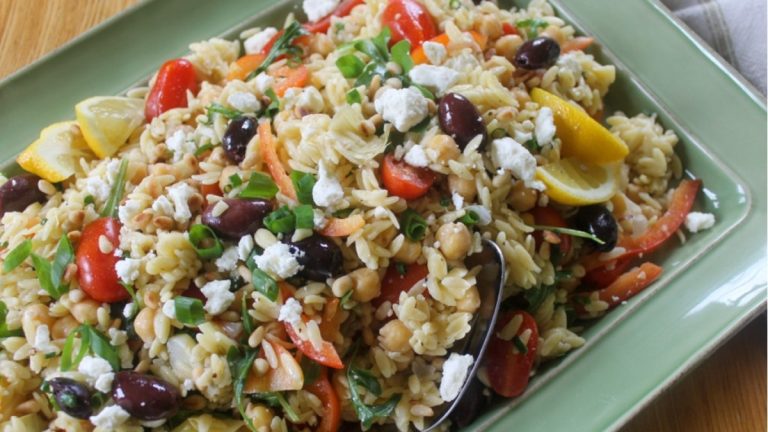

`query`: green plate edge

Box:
[0,1,765,431]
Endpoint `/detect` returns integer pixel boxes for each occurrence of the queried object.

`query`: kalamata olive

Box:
[48,378,95,419]
[514,36,561,70]
[438,93,488,150]
[112,371,180,421]
[222,116,257,163]
[202,198,272,239]
[286,235,343,281]
[0,174,46,218]
[571,204,618,252]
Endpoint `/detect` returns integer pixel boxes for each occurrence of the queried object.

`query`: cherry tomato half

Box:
[381,154,436,200]
[304,0,365,34]
[145,58,199,122]
[374,263,429,307]
[484,310,539,398]
[76,217,128,303]
[381,0,437,47]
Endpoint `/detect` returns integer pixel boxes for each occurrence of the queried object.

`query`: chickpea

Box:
[70,300,99,324]
[134,307,156,343]
[424,134,461,164]
[349,268,381,303]
[448,175,477,202]
[456,285,481,313]
[508,181,538,212]
[51,315,80,340]
[436,223,472,261]
[248,404,275,429]
[494,34,524,61]
[394,239,422,264]
[22,304,54,344]
[475,15,503,40]
[331,276,354,298]
[378,319,412,353]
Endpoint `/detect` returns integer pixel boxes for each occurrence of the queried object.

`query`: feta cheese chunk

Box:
[200,280,235,315]
[253,243,305,279]
[452,192,464,210]
[408,65,460,95]
[33,324,56,353]
[374,87,429,132]
[215,246,239,272]
[84,176,110,203]
[254,73,276,94]
[162,300,177,320]
[227,92,261,113]
[312,161,344,208]
[168,182,196,223]
[237,235,255,261]
[118,198,143,225]
[79,355,115,393]
[90,405,130,430]
[535,107,556,146]
[685,212,715,233]
[303,0,340,22]
[278,297,304,327]
[404,144,429,168]
[244,27,278,55]
[115,258,141,284]
[152,195,174,218]
[490,137,544,190]
[440,353,474,402]
[123,302,136,318]
[422,41,447,65]
[166,129,196,163]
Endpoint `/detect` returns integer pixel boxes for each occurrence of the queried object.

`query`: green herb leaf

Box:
[410,83,435,101]
[227,346,260,431]
[264,88,280,118]
[249,21,308,79]
[294,205,314,230]
[523,285,555,313]
[84,195,95,206]
[3,239,32,273]
[349,368,382,396]
[516,18,549,39]
[229,173,243,188]
[336,54,366,78]
[355,61,389,87]
[400,209,427,241]
[264,206,296,234]
[119,282,142,314]
[300,356,321,386]
[31,254,59,299]
[206,103,243,119]
[532,225,606,245]
[332,208,354,219]
[241,288,254,336]
[250,268,279,302]
[449,0,461,9]
[0,300,22,338]
[512,335,528,354]
[289,171,316,205]
[524,137,541,152]
[459,210,480,227]
[60,326,90,371]
[390,40,414,73]
[51,236,74,294]
[240,172,279,199]
[252,392,301,423]
[346,346,402,429]
[194,143,214,157]
[188,224,224,260]
[101,158,129,219]
[355,38,389,63]
[396,262,407,276]
[174,297,206,326]
[86,325,120,371]
[490,128,508,140]
[346,89,362,105]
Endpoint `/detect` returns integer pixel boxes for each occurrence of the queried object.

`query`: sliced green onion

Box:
[83,195,95,206]
[239,172,278,199]
[3,239,32,273]
[229,173,243,188]
[294,205,314,230]
[31,254,59,299]
[194,143,214,157]
[264,88,280,118]
[60,326,90,371]
[264,206,295,234]
[289,171,316,205]
[188,224,224,259]
[336,54,365,78]
[86,325,120,371]
[251,268,279,302]
[346,89,362,105]
[0,300,21,338]
[400,209,427,241]
[532,225,606,245]
[101,158,129,219]
[51,236,74,293]
[449,0,461,9]
[459,210,480,227]
[524,137,541,152]
[174,297,206,326]
[248,21,308,79]
[390,40,413,73]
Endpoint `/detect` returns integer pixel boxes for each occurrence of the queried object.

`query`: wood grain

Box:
[0,1,765,431]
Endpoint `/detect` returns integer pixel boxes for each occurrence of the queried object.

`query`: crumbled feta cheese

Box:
[33,324,56,353]
[227,92,261,112]
[374,87,429,132]
[440,353,474,402]
[183,378,195,391]
[84,176,110,203]
[313,209,327,229]
[94,373,115,394]
[373,206,389,219]
[90,405,130,429]
[535,107,556,146]
[513,129,533,144]
[404,144,430,168]
[123,302,135,318]
[254,73,276,94]
[685,212,715,233]
[452,192,464,210]
[253,243,305,279]
[193,123,218,147]
[445,51,480,72]
[79,355,114,393]
[162,300,177,320]
[237,235,255,261]
[152,195,175,218]
[422,41,446,65]
[490,137,544,190]
[168,182,196,223]
[244,27,279,55]
[215,247,239,272]
[115,258,141,284]
[408,65,460,95]
[166,129,196,163]
[108,328,128,346]
[118,198,143,225]
[303,0,340,22]
[278,297,304,327]
[200,280,235,315]
[296,87,325,113]
[312,161,344,208]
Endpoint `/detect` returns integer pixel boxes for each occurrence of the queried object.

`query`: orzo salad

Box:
[0,0,716,430]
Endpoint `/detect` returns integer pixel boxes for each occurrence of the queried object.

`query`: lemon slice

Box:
[75,96,144,158]
[536,158,619,205]
[17,122,91,183]
[531,88,628,165]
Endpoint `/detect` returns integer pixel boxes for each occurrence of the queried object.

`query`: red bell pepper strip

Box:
[305,368,342,432]
[573,262,663,316]
[145,58,198,122]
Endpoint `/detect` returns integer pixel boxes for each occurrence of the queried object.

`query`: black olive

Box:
[222,116,258,163]
[514,36,561,70]
[438,93,488,150]
[48,378,95,419]
[286,235,343,281]
[0,174,46,218]
[201,198,272,239]
[112,371,180,421]
[571,205,618,252]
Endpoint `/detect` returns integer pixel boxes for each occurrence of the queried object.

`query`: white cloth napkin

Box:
[661,0,767,95]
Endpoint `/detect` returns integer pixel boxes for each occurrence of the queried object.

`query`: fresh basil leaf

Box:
[240,172,278,199]
[251,268,279,302]
[264,206,295,234]
[390,40,413,73]
[101,158,129,219]
[336,54,366,78]
[346,355,401,429]
[241,288,254,336]
[355,62,388,87]
[349,368,382,396]
[227,346,260,431]
[206,103,243,119]
[371,27,392,61]
[3,239,32,273]
[174,297,206,326]
[400,209,427,241]
[294,205,314,230]
[188,224,224,260]
[229,173,243,188]
[300,356,321,386]
[346,89,362,105]
[289,171,316,205]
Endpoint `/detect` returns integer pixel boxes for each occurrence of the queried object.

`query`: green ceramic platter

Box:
[0,0,765,430]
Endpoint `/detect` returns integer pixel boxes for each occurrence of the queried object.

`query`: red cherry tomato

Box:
[374,263,429,307]
[381,154,436,200]
[573,262,663,317]
[305,368,342,432]
[381,0,437,47]
[529,207,572,256]
[484,310,539,398]
[145,58,199,122]
[304,0,365,33]
[284,316,344,369]
[76,217,128,303]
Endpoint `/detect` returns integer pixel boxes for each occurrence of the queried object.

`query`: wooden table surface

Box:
[1,1,765,431]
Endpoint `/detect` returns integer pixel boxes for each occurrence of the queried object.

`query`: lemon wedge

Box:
[75,96,144,158]
[536,158,619,205]
[17,122,92,183]
[531,88,628,165]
